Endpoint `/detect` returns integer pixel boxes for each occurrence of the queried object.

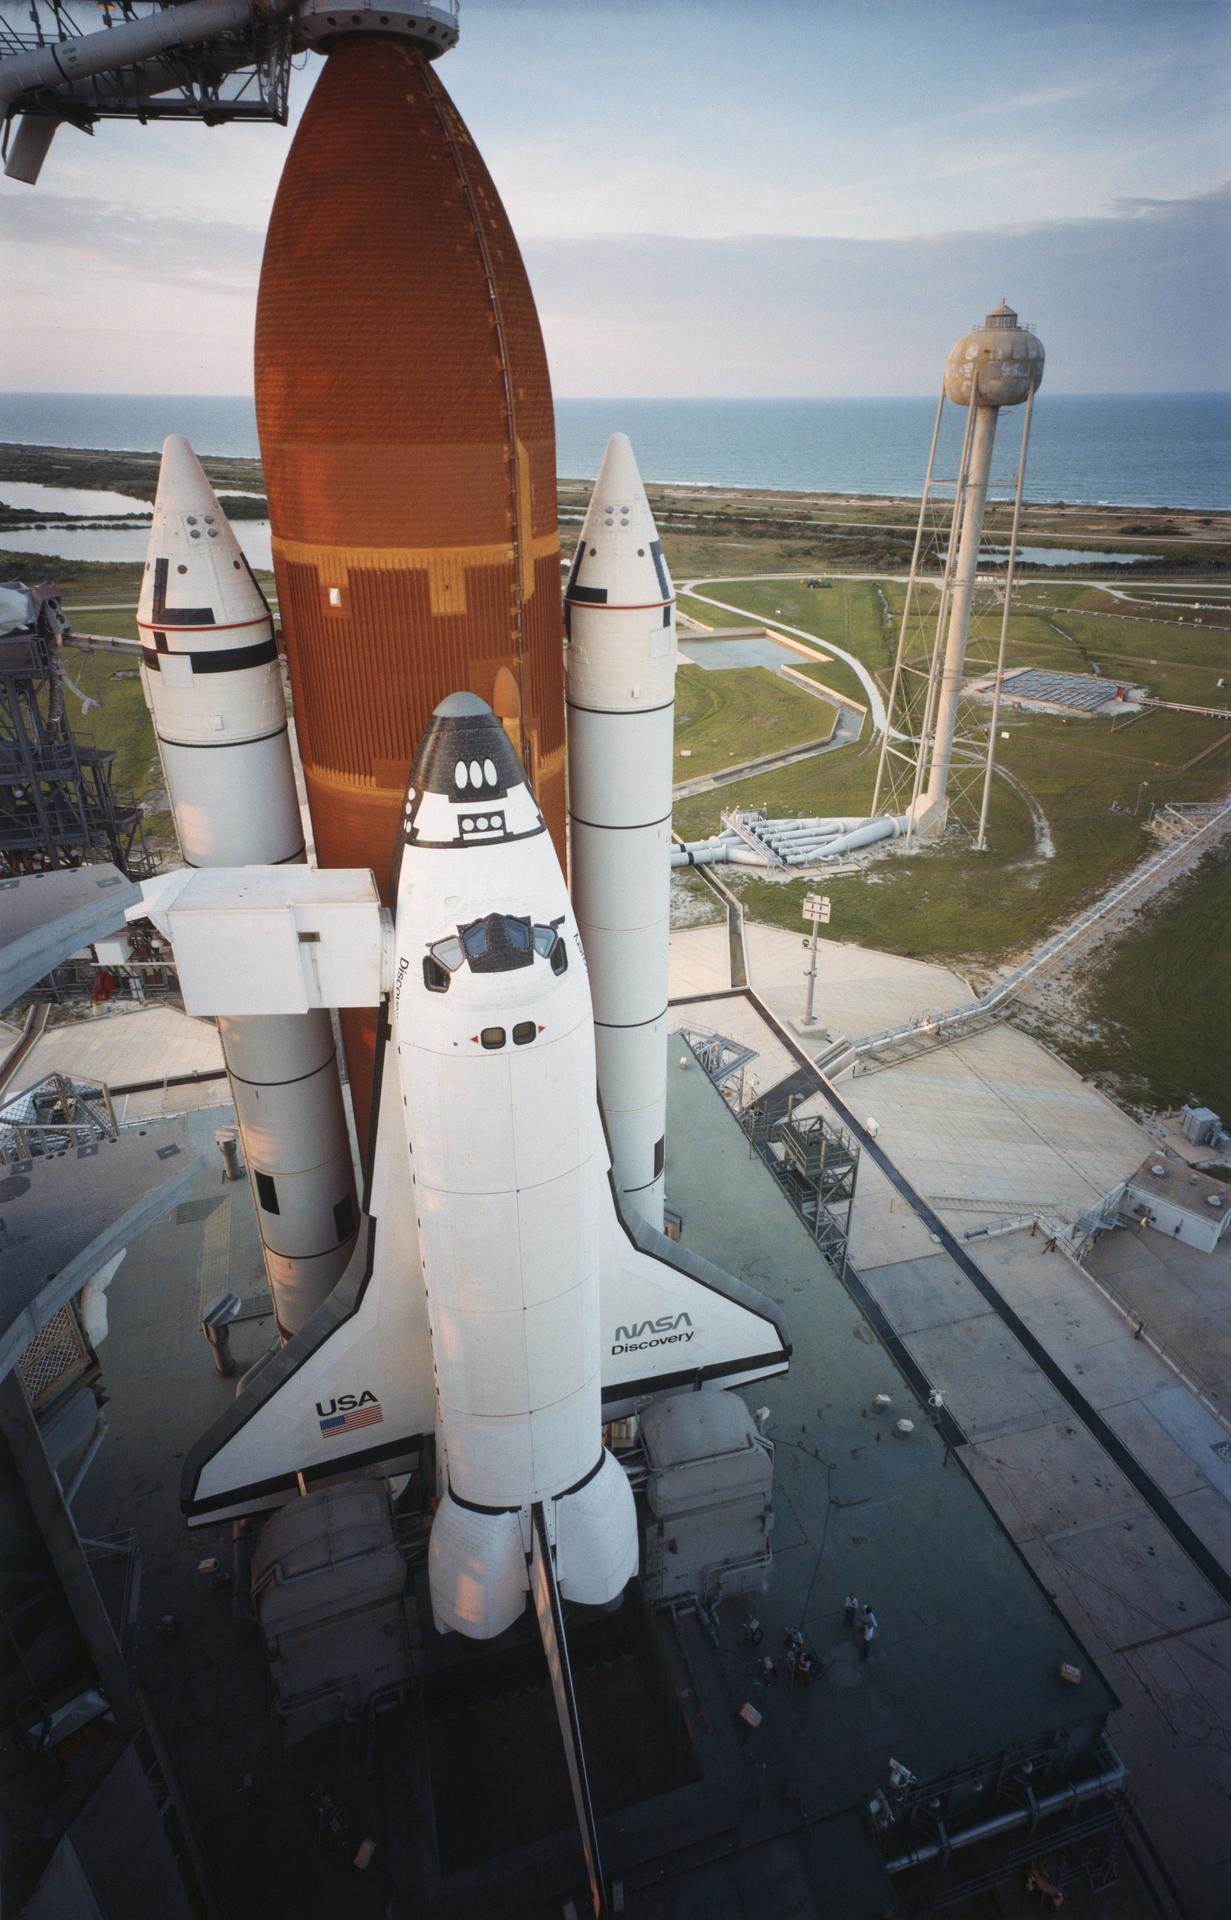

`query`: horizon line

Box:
[4,388,1231,404]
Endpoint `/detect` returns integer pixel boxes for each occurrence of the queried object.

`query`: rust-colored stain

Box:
[255,38,565,1149]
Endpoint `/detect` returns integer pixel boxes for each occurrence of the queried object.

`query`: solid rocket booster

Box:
[565,436,676,1229]
[138,437,358,1337]
[254,34,566,1154]
[392,695,638,1639]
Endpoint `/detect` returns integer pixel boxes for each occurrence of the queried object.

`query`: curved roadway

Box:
[682,575,892,735]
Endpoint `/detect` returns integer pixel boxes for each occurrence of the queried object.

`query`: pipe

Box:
[815,816,906,858]
[755,815,868,834]
[976,383,1036,850]
[873,378,947,815]
[885,1755,1126,1874]
[907,387,980,843]
[670,843,770,868]
[0,0,257,122]
[925,399,999,810]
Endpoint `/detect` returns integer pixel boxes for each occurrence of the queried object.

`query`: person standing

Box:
[860,1607,878,1663]
[844,1591,859,1629]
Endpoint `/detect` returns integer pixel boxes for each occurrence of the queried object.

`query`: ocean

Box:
[2,391,1229,512]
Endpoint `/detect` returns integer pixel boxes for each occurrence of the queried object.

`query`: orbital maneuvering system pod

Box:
[144,695,790,1641]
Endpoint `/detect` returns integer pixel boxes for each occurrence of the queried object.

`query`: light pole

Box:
[802,892,831,1026]
[1134,780,1151,817]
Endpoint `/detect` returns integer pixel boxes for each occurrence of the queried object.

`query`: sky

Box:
[2,0,1229,396]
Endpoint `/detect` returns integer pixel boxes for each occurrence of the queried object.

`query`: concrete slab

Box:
[744,924,972,1051]
[1146,1385,1231,1505]
[1100,1619,1231,1920]
[903,1313,1068,1443]
[1101,1398,1210,1500]
[853,1253,992,1337]
[836,1021,1151,1226]
[17,1004,227,1121]
[1021,1508,1227,1649]
[845,1162,941,1270]
[1087,1221,1231,1411]
[1008,1293,1171,1413]
[963,1421,1144,1541]
[1172,1484,1231,1570]
[679,637,800,672]
[668,925,733,1001]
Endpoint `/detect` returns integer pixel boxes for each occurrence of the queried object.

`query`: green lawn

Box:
[1022,838,1231,1118]
[675,699,1231,971]
[679,580,881,713]
[673,662,835,777]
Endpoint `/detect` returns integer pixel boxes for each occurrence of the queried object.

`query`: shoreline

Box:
[3,440,1229,541]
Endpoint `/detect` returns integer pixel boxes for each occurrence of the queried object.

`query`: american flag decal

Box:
[319,1400,384,1440]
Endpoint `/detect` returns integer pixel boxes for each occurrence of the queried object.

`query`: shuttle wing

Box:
[599,1181,790,1411]
[181,1013,435,1526]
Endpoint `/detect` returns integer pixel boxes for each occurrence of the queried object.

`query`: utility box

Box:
[251,1482,418,1743]
[639,1390,774,1606]
[1181,1106,1221,1148]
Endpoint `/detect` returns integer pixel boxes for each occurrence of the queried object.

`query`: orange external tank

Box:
[254,35,564,1150]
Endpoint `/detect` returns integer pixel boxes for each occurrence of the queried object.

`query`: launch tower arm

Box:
[130,867,389,1015]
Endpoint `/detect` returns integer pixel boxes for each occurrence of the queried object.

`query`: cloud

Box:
[2,177,1226,397]
[524,185,1231,395]
[0,190,263,295]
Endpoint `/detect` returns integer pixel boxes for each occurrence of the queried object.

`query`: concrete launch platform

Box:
[10,1003,227,1124]
[674,984,1231,1917]
[671,920,1152,1230]
[72,1016,1127,1919]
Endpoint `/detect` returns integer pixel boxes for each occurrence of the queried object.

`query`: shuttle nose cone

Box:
[413,693,525,796]
[138,434,270,635]
[401,691,545,851]
[566,432,672,621]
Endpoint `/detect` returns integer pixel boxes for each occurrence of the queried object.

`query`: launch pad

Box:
[71,1014,1122,1919]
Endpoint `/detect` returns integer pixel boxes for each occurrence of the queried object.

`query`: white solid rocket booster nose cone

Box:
[138,434,269,637]
[565,434,676,1230]
[565,432,674,642]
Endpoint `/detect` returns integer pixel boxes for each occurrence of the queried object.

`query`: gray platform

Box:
[0,865,138,1009]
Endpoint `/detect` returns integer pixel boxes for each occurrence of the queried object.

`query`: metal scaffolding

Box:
[0,585,153,879]
[682,1030,860,1278]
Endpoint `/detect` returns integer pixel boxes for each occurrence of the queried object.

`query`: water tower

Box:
[874,302,1045,845]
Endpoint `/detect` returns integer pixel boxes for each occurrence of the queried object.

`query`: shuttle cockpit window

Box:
[460,914,533,973]
[423,917,568,986]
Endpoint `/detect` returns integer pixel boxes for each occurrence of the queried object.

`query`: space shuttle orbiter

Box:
[146,692,789,1636]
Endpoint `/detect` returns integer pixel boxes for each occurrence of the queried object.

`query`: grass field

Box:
[673,662,835,777]
[672,572,1231,976]
[1018,837,1231,1119]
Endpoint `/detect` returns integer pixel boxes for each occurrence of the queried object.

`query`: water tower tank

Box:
[945,302,1045,408]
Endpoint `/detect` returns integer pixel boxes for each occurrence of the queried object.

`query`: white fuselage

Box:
[390,727,637,1635]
